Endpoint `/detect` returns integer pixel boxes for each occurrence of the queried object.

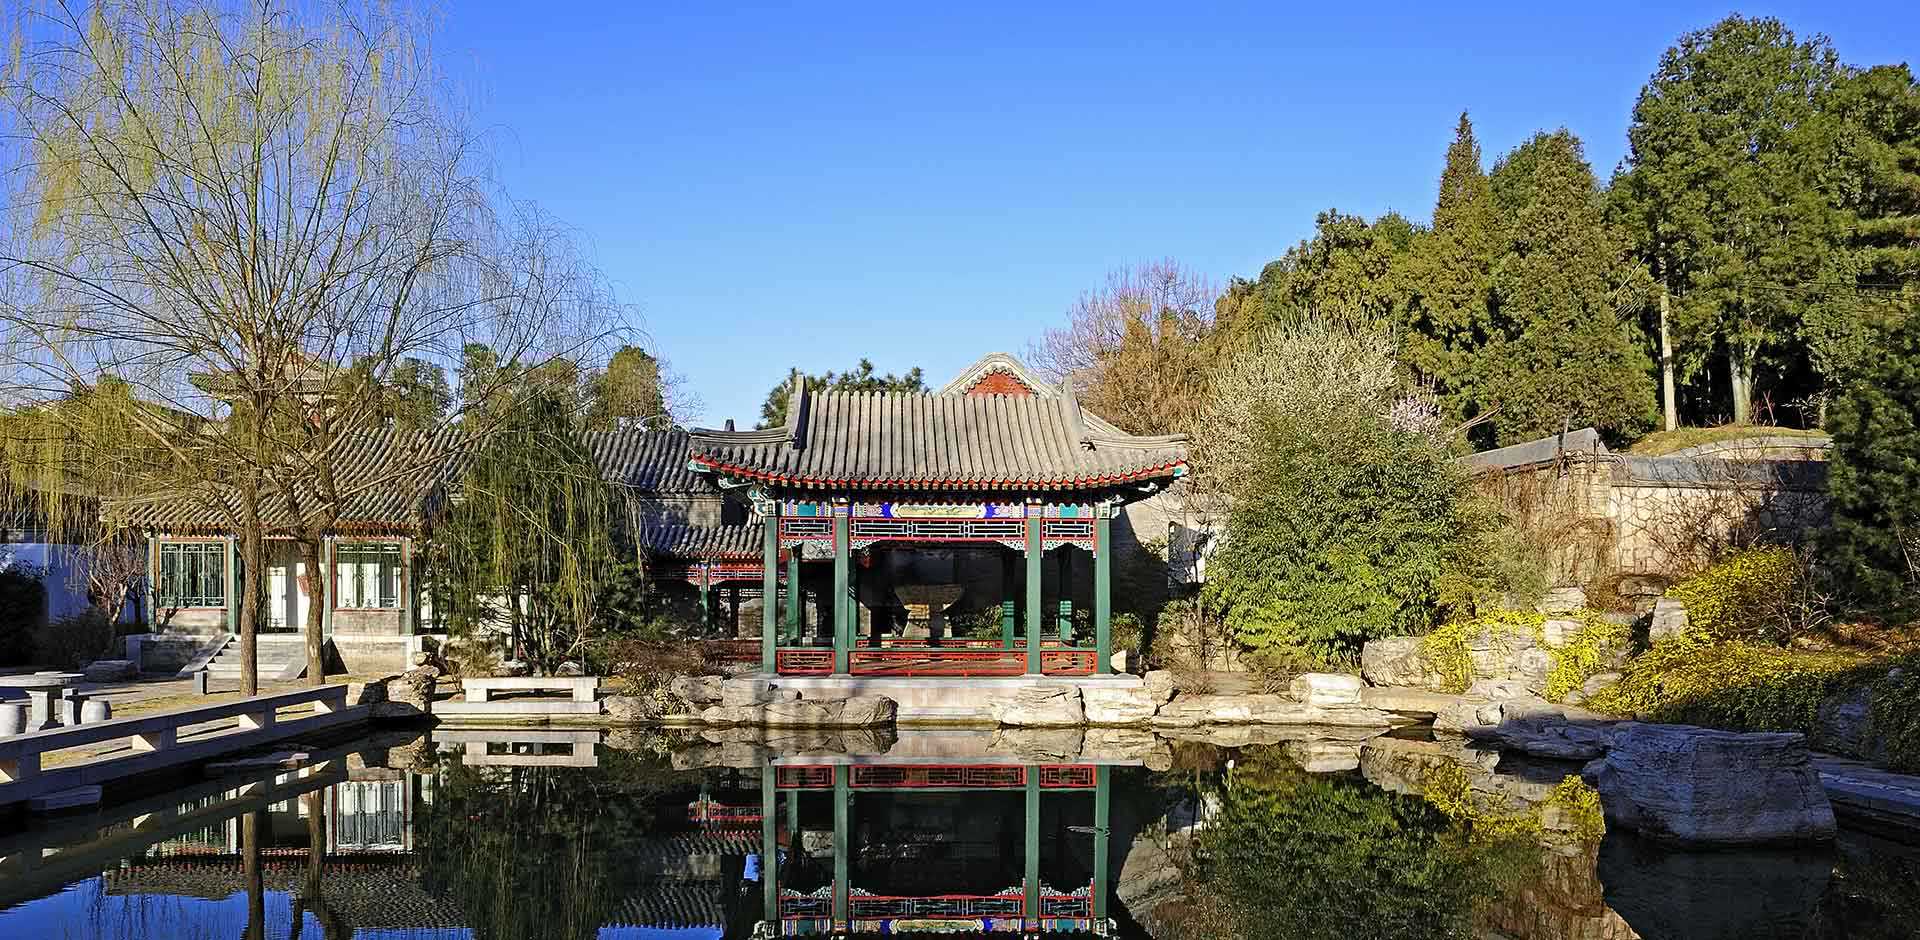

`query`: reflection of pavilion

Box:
[752,761,1116,937]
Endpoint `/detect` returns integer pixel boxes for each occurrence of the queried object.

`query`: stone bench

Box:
[461,676,599,704]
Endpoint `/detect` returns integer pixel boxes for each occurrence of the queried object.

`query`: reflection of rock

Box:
[1083,685,1156,725]
[1359,736,1501,799]
[1150,694,1394,729]
[1159,723,1384,750]
[1585,724,1836,846]
[988,727,1086,762]
[1081,728,1172,770]
[1599,832,1831,939]
[1283,738,1363,773]
[1116,820,1191,940]
[989,685,1085,727]
[1481,839,1643,940]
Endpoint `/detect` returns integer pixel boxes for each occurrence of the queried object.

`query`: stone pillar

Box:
[832,499,852,674]
[1000,553,1017,650]
[761,508,779,672]
[1056,550,1074,645]
[833,764,851,928]
[1095,506,1112,675]
[1024,770,1040,927]
[1025,502,1043,674]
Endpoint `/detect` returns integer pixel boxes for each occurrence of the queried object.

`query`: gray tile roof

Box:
[645,523,762,559]
[114,427,459,534]
[1462,427,1609,472]
[586,428,709,494]
[689,385,1187,492]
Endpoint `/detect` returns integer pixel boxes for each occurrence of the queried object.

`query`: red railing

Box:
[777,766,833,789]
[776,648,835,675]
[776,764,1099,789]
[1040,649,1097,675]
[851,648,1028,676]
[687,801,763,824]
[779,890,1093,920]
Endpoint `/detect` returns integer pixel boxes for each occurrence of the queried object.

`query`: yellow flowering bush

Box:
[1666,546,1798,640]
[1420,609,1629,701]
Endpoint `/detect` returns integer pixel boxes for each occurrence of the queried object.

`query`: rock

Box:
[1536,586,1588,613]
[556,661,584,677]
[1082,685,1156,725]
[1290,672,1364,707]
[1583,723,1835,846]
[1649,598,1690,641]
[1571,671,1623,705]
[411,650,433,667]
[990,686,1085,727]
[1540,618,1583,646]
[720,678,774,708]
[1150,693,1393,729]
[1466,715,1618,761]
[699,704,762,726]
[81,659,138,683]
[1467,678,1536,700]
[1468,625,1541,683]
[1513,648,1553,693]
[834,695,898,727]
[1142,670,1179,706]
[762,699,849,728]
[1360,687,1462,718]
[669,674,727,706]
[1435,693,1563,735]
[1109,650,1128,674]
[1813,685,1880,762]
[603,695,653,723]
[358,666,438,719]
[1360,636,1450,691]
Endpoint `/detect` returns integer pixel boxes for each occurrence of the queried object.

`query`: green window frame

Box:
[157,541,226,608]
[335,542,403,610]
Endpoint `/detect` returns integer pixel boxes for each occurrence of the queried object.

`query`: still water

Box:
[0,725,1915,939]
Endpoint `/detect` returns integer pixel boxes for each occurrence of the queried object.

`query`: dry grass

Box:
[1626,424,1826,456]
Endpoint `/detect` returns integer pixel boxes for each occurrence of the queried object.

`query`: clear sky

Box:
[436,2,1918,428]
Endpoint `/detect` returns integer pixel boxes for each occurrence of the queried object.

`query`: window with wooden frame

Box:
[156,541,226,608]
[334,542,404,610]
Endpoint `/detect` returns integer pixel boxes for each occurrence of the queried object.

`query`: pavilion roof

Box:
[587,428,713,495]
[645,522,762,559]
[688,384,1186,493]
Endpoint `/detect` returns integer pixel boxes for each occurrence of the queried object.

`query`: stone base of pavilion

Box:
[736,673,1143,725]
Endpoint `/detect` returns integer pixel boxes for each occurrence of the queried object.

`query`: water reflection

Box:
[0,726,1913,939]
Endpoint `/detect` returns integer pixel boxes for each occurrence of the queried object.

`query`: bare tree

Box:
[1031,260,1219,436]
[1,1,620,689]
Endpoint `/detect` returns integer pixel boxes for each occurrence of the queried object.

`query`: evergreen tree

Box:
[1480,131,1658,445]
[1614,15,1846,424]
[756,359,925,428]
[1826,305,1920,612]
[1401,113,1501,426]
[1215,210,1416,343]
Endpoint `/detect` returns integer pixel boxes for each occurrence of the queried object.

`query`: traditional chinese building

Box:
[687,354,1189,678]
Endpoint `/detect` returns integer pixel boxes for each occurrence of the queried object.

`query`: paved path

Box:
[1814,754,1920,834]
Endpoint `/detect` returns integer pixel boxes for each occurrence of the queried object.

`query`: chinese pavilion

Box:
[687,355,1187,678]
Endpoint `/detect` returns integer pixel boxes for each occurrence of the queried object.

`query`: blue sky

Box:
[437,2,1918,427]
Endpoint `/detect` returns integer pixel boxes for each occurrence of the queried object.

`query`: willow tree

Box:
[1,1,616,688]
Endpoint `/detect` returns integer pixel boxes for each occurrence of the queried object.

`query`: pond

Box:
[0,725,1915,939]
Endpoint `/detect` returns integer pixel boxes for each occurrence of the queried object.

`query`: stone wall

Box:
[1473,444,1829,582]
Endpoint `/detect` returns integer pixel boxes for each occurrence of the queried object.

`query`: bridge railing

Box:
[0,684,360,805]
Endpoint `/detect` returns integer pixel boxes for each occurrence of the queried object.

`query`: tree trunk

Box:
[297,534,328,685]
[239,483,263,697]
[1659,288,1678,431]
[1729,343,1755,425]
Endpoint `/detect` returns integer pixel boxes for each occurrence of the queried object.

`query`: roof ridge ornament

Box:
[786,368,808,450]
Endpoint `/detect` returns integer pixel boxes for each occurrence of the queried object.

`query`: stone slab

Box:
[432,700,603,717]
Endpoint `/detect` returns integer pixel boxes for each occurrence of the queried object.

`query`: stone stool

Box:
[0,702,25,736]
[80,699,111,723]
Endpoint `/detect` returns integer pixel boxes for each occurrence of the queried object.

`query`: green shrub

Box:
[36,609,117,669]
[1665,546,1798,640]
[1587,632,1868,735]
[1866,665,1920,774]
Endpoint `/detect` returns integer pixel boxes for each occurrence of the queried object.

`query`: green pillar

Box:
[833,765,851,927]
[1025,503,1042,674]
[784,548,801,643]
[224,537,238,633]
[1095,508,1112,675]
[698,563,711,634]
[1056,550,1073,645]
[1093,766,1111,924]
[761,765,778,926]
[832,500,851,673]
[1000,553,1017,650]
[761,510,778,672]
[1024,770,1040,925]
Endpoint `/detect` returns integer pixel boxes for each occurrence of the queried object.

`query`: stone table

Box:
[0,672,84,732]
[894,585,964,641]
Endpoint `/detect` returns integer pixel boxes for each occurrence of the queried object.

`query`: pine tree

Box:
[1401,113,1501,428]
[1826,304,1920,612]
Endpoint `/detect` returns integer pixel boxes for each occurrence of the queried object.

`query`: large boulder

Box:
[1583,723,1836,846]
[835,695,899,728]
[1360,636,1451,691]
[82,659,138,683]
[1649,598,1690,641]
[990,686,1085,727]
[1465,714,1618,761]
[1082,685,1157,725]
[670,675,727,706]
[1142,670,1179,706]
[1360,687,1463,719]
[1290,672,1363,707]
[1536,586,1589,613]
[354,666,439,720]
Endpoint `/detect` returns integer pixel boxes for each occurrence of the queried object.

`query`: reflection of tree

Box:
[1183,752,1521,940]
[416,752,682,940]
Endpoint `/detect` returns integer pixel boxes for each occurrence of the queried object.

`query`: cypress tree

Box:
[1402,113,1500,430]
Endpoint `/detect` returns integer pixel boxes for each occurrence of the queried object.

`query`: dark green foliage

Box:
[1215,209,1415,341]
[1400,114,1499,425]
[1479,131,1658,445]
[0,562,44,665]
[384,358,453,431]
[758,359,925,428]
[1826,307,1920,611]
[1192,755,1508,940]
